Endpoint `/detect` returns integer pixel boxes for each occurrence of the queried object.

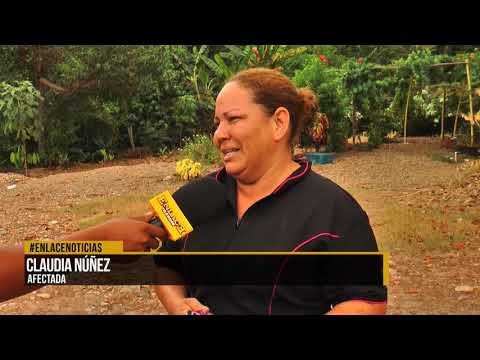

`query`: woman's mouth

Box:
[222,148,239,161]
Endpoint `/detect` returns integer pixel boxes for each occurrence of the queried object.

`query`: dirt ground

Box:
[0,138,479,314]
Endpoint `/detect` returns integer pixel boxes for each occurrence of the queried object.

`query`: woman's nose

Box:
[214,120,230,144]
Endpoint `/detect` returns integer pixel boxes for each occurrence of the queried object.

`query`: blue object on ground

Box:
[305,152,334,164]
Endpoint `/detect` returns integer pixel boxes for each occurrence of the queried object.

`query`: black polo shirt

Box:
[154,159,387,315]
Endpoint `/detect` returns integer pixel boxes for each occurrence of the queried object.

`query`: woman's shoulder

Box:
[301,172,377,251]
[302,171,366,217]
[303,171,354,200]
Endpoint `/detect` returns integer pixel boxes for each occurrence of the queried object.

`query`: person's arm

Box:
[152,235,210,315]
[326,300,387,315]
[153,265,210,315]
[63,216,166,251]
[0,217,167,303]
[321,190,388,315]
[153,268,209,315]
[0,246,38,303]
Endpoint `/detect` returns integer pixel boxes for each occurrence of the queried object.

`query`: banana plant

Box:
[200,45,308,83]
[246,45,308,69]
[189,46,217,106]
[189,45,208,101]
[200,51,242,80]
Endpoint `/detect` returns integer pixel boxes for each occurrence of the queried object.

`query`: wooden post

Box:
[465,58,475,146]
[403,78,413,144]
[441,87,446,140]
[453,96,462,138]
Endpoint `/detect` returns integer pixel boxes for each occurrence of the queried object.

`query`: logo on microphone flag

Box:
[149,191,193,241]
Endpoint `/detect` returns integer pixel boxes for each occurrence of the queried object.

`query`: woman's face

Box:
[213,81,277,182]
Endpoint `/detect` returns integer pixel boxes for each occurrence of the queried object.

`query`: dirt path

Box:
[1,139,479,314]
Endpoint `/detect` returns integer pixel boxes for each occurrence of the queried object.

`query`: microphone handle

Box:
[148,216,164,228]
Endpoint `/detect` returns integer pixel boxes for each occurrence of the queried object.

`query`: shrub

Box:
[293,55,350,152]
[179,133,220,165]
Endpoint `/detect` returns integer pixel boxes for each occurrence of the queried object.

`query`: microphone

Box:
[148,176,227,241]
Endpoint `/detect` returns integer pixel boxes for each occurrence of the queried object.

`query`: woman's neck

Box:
[236,155,300,201]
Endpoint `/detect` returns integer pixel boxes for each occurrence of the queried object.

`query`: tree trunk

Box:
[36,100,46,157]
[23,142,28,177]
[403,78,413,144]
[352,101,357,145]
[440,88,446,140]
[33,46,47,159]
[465,59,475,146]
[453,96,462,138]
[121,97,135,151]
[128,126,135,152]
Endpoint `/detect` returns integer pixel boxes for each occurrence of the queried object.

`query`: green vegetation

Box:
[179,134,220,165]
[1,45,479,171]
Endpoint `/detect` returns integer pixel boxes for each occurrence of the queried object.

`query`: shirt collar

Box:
[214,158,312,208]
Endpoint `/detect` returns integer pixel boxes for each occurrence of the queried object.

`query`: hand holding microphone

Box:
[63,215,167,252]
[66,176,227,252]
[147,176,228,247]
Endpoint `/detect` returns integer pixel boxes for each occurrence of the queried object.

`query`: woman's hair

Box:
[227,67,319,145]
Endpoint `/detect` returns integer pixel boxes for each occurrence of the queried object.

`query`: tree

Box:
[0,80,43,175]
[293,55,350,151]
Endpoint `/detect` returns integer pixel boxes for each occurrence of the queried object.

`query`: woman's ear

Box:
[272,107,291,142]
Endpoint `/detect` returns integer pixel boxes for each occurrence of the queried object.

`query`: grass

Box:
[342,165,479,254]
[62,193,153,230]
[430,151,478,165]
[430,152,457,164]
[443,158,480,189]
[379,202,478,253]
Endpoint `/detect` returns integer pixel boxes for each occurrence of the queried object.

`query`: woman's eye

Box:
[214,117,240,129]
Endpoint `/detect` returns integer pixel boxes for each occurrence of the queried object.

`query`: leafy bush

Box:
[42,94,119,165]
[129,88,199,154]
[97,148,115,163]
[293,55,350,152]
[0,80,43,173]
[10,147,41,168]
[179,134,220,165]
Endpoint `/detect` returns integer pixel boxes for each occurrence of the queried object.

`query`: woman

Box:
[154,68,387,315]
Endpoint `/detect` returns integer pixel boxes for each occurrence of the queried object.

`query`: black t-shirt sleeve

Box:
[323,189,387,306]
